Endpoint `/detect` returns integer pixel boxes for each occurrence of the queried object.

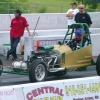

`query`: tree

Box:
[0,0,29,14]
[73,0,99,10]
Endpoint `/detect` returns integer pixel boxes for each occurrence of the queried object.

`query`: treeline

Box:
[74,0,100,10]
[0,0,28,14]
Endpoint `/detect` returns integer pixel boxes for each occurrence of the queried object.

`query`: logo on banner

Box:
[26,86,64,100]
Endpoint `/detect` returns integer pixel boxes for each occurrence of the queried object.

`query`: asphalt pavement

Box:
[0,55,98,86]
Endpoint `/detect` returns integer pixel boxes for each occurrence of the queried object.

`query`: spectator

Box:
[66,2,79,28]
[75,4,92,44]
[75,4,92,28]
[7,9,32,60]
[75,4,92,71]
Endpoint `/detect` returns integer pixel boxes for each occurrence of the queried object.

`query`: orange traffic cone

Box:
[36,40,40,52]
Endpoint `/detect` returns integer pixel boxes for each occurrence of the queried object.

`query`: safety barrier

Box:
[0,76,100,100]
[0,13,100,31]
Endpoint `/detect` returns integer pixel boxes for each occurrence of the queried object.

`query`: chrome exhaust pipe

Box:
[47,68,66,72]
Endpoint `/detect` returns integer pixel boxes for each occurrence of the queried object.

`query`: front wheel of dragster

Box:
[0,59,3,76]
[29,59,47,82]
[96,54,100,76]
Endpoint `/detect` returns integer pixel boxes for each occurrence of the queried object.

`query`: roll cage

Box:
[62,23,92,49]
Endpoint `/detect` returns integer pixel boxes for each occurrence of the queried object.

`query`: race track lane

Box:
[0,55,98,86]
[0,66,97,86]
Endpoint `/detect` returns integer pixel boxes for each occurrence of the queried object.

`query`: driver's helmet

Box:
[75,28,83,40]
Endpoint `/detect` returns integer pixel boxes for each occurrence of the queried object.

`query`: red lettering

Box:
[54,88,59,95]
[32,89,38,97]
[37,87,44,95]
[26,92,33,100]
[0,92,3,96]
[4,90,14,96]
[59,89,63,96]
[10,90,13,95]
[8,91,10,95]
[49,87,54,93]
[43,87,49,93]
[4,91,7,95]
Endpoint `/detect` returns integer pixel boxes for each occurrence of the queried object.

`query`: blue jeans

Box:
[7,37,21,58]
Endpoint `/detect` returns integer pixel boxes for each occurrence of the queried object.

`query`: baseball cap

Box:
[15,9,22,15]
[71,2,77,5]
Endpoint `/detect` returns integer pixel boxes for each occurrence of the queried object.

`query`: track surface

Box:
[0,55,98,86]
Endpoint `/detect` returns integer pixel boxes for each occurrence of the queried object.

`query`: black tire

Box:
[0,59,3,76]
[29,59,47,82]
[96,54,100,76]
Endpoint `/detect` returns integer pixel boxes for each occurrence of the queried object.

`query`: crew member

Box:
[75,4,92,47]
[75,4,92,29]
[7,9,32,60]
[74,5,92,71]
[66,2,79,28]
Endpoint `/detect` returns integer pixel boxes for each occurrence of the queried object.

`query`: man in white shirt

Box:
[66,2,79,28]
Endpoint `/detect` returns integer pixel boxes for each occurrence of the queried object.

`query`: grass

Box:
[28,0,72,6]
[24,0,73,13]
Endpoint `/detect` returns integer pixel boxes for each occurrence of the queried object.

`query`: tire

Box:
[0,59,3,76]
[96,54,100,76]
[29,59,47,82]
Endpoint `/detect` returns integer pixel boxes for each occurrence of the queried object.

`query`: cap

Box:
[71,2,77,5]
[15,9,22,15]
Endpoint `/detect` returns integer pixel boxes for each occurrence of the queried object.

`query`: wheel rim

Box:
[35,64,46,81]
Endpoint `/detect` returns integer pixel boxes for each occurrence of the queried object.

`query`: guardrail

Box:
[0,76,100,100]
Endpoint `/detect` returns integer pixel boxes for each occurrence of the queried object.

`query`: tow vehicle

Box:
[0,23,100,82]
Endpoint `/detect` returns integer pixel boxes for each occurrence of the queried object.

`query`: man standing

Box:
[75,4,92,71]
[66,2,79,28]
[7,9,32,60]
[75,4,92,27]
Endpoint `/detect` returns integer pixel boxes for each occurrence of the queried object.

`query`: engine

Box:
[28,50,61,68]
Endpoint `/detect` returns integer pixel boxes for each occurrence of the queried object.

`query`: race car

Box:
[0,23,100,82]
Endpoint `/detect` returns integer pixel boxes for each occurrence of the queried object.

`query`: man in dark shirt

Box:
[75,4,92,44]
[74,4,92,71]
[75,4,92,28]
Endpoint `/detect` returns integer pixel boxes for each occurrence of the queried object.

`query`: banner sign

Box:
[23,77,100,100]
[23,82,66,100]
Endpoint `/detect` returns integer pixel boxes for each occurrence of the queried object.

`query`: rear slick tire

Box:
[96,54,100,76]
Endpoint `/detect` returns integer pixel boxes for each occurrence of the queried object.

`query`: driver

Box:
[68,28,83,50]
[74,28,83,50]
[72,28,90,50]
